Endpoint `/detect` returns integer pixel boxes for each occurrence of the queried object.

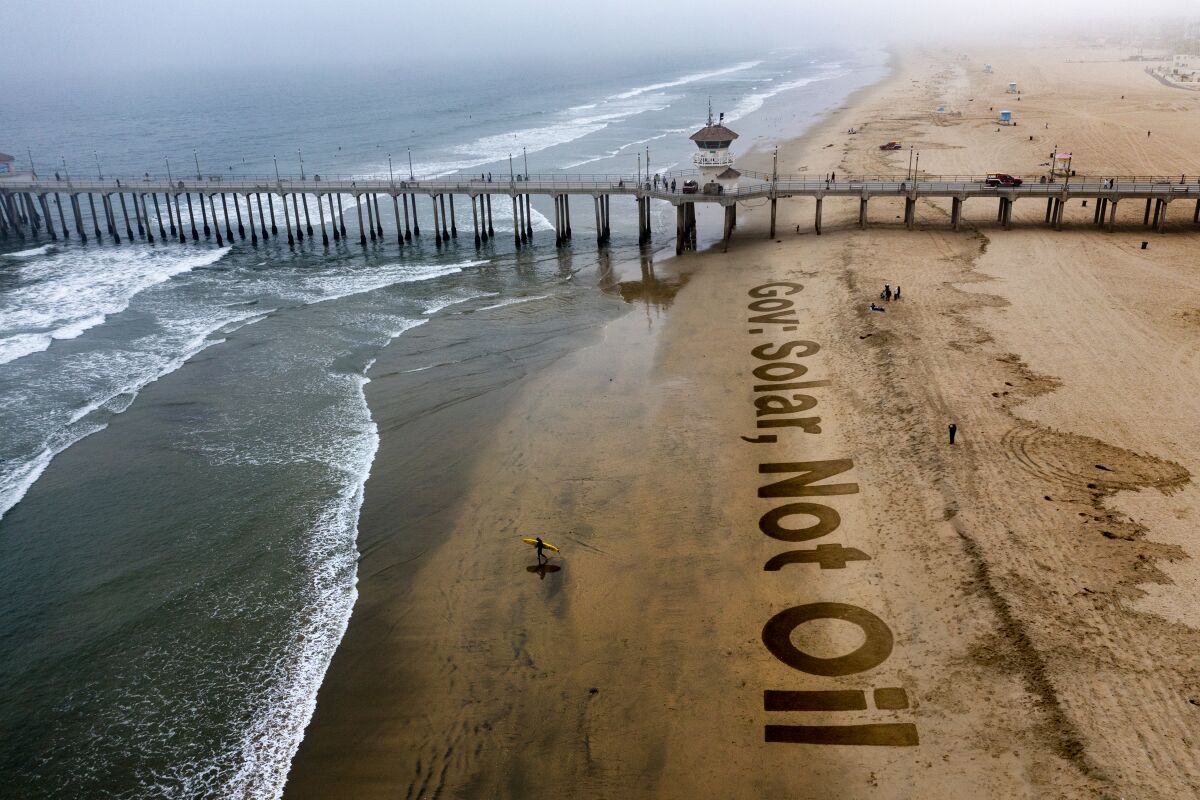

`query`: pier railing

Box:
[8,169,1200,193]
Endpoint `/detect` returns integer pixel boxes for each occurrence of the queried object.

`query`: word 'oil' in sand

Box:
[744,281,918,747]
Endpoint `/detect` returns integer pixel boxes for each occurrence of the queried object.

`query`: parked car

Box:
[985,173,1023,187]
[681,180,699,194]
[879,141,902,151]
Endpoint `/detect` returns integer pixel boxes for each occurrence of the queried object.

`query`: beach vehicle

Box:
[879,141,902,150]
[985,173,1023,187]
[681,180,699,194]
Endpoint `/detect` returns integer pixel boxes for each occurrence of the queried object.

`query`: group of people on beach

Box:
[869,283,900,312]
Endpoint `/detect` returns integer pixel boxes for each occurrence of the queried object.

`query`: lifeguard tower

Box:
[1006,82,1018,93]
[1051,151,1073,176]
[690,102,740,195]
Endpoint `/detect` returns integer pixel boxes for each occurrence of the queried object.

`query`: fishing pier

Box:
[2,171,1199,255]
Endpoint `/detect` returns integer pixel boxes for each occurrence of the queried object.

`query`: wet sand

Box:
[287,44,1200,798]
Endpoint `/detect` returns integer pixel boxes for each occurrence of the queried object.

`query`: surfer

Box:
[535,536,548,564]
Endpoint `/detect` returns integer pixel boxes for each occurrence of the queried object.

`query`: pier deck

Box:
[2,170,1198,254]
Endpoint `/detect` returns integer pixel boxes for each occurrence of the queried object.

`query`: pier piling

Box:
[153,194,166,239]
[366,194,376,242]
[439,194,450,241]
[210,195,224,245]
[186,194,199,241]
[257,194,269,240]
[471,195,481,248]
[401,192,411,241]
[283,192,295,246]
[54,193,69,239]
[87,194,102,239]
[140,195,154,242]
[302,194,312,236]
[392,195,403,247]
[432,195,443,247]
[39,194,58,240]
[409,194,419,237]
[486,194,493,237]
[119,193,134,239]
[292,193,304,241]
[449,195,457,238]
[815,196,824,234]
[514,195,522,248]
[356,194,367,246]
[337,194,347,237]
[246,191,258,246]
[318,193,329,246]
[199,192,210,238]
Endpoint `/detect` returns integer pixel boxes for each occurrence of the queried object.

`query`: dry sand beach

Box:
[287,44,1200,798]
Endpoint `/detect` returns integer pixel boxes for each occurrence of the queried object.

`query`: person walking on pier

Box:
[671,179,676,192]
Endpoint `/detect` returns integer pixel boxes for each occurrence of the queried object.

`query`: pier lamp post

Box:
[523,147,528,180]
[273,155,281,184]
[165,157,173,186]
[914,152,920,182]
[94,150,103,180]
[637,153,642,185]
[27,148,36,179]
[298,150,305,181]
[408,148,414,181]
[388,154,394,188]
[907,146,913,182]
[509,153,515,185]
[61,156,70,184]
[194,149,202,180]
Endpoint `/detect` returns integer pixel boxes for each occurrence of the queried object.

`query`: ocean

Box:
[0,47,886,798]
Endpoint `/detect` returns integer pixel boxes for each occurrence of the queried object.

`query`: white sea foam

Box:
[0,245,231,365]
[476,294,550,312]
[0,253,486,525]
[422,290,499,315]
[4,244,52,258]
[442,96,670,178]
[607,60,763,100]
[0,330,232,521]
[724,67,850,123]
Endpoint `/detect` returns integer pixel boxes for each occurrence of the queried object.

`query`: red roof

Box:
[690,124,739,142]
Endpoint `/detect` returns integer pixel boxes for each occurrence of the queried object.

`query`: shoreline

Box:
[282,56,895,798]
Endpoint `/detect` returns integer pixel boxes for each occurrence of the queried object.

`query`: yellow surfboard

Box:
[522,537,560,553]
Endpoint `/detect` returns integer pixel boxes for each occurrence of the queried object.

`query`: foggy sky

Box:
[3,0,1197,78]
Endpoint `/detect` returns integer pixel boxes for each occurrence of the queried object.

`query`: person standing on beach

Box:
[949,423,957,445]
[894,285,901,300]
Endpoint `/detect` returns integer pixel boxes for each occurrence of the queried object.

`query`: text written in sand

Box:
[745,281,918,747]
